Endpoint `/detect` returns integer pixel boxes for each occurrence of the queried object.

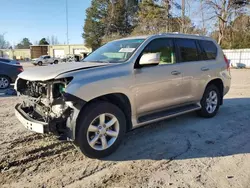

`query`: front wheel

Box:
[76,101,126,158]
[197,84,220,118]
[54,60,58,64]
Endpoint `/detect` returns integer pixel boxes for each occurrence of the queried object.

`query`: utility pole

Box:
[66,0,70,54]
[66,0,69,44]
[181,0,185,33]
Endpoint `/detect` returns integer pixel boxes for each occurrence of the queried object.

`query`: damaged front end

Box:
[15,77,85,140]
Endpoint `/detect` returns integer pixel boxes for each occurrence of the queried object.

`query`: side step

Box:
[138,104,201,125]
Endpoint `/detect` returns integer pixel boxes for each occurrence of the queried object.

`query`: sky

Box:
[0,0,211,47]
[0,0,91,46]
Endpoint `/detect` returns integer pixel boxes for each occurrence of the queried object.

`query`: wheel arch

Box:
[205,78,224,105]
[75,92,133,139]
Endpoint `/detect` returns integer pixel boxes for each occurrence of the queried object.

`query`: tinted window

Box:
[175,39,199,62]
[199,40,217,60]
[141,38,175,65]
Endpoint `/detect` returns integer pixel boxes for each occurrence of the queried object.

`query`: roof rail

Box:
[159,32,205,37]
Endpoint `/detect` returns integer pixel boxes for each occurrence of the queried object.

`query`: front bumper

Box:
[15,104,49,134]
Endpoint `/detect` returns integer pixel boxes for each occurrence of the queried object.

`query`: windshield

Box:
[83,39,145,63]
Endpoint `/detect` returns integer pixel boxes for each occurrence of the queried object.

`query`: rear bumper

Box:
[15,104,49,134]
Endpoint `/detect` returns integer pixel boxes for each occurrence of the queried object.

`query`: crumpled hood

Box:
[18,62,109,81]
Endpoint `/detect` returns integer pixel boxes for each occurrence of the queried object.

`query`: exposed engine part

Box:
[16,77,73,124]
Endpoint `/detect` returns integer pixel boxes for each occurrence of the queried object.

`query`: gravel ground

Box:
[0,69,249,188]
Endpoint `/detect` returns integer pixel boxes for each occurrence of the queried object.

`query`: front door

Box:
[133,38,183,116]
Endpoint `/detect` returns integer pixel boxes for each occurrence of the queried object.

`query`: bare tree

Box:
[0,34,10,49]
[204,0,248,44]
[51,35,59,45]
[33,41,39,45]
[46,35,60,45]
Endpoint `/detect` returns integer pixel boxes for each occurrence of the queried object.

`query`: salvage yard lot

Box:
[0,69,250,188]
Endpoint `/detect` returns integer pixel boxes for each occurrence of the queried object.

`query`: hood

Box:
[18,62,109,81]
[32,58,38,61]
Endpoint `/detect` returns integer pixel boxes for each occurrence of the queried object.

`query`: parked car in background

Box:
[0,58,23,89]
[0,57,20,65]
[32,55,59,66]
[15,33,231,158]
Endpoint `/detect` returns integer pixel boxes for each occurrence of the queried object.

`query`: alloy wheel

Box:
[87,113,119,151]
[206,90,218,114]
[0,77,10,89]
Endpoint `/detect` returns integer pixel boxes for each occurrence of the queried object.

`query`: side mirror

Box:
[139,53,160,66]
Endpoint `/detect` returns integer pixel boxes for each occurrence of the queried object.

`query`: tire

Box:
[76,101,126,158]
[54,60,58,64]
[38,61,42,66]
[196,84,220,118]
[0,75,10,89]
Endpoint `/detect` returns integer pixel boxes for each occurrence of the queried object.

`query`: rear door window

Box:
[199,40,217,60]
[175,39,199,62]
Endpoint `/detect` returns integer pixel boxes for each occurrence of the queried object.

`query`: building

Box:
[48,44,91,59]
[0,49,30,60]
[30,44,91,59]
[1,44,91,60]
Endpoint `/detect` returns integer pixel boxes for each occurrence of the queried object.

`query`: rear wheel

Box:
[38,61,42,66]
[0,75,10,89]
[76,101,126,158]
[197,85,220,118]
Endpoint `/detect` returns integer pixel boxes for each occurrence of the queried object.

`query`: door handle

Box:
[171,71,181,75]
[201,67,209,71]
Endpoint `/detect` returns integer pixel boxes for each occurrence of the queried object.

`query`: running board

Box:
[137,104,201,126]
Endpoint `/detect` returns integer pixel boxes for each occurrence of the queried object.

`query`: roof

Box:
[115,32,212,41]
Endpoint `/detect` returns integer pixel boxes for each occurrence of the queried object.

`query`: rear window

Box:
[199,40,217,60]
[175,39,199,62]
[0,58,11,63]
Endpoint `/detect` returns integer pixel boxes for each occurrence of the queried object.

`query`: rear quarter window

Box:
[199,40,217,60]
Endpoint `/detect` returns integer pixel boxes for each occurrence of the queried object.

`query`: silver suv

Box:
[15,33,231,158]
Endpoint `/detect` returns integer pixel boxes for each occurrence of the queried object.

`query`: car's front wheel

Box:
[197,84,220,118]
[76,101,126,158]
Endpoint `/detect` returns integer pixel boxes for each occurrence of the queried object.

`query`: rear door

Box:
[176,38,218,103]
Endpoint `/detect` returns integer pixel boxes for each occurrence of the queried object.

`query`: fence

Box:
[223,49,250,68]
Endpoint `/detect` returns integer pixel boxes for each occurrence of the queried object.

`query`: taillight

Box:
[18,67,23,72]
[224,54,230,71]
